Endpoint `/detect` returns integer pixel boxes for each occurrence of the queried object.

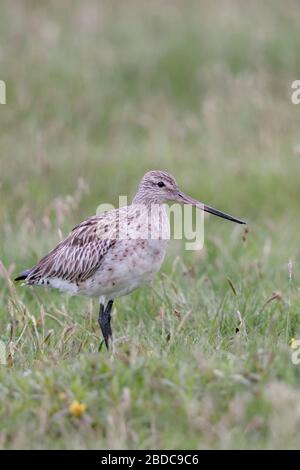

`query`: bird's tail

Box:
[14,269,31,282]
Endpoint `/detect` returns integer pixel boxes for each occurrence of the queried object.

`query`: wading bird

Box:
[15,171,245,349]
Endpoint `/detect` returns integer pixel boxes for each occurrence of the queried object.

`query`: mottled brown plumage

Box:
[26,216,116,285]
[15,170,245,349]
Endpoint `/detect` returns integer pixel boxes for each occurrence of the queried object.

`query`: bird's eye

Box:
[157,181,165,188]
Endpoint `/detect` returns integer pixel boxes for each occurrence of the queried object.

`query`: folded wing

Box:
[24,216,116,285]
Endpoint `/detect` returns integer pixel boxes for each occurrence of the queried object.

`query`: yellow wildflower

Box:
[69,400,87,417]
[290,338,298,349]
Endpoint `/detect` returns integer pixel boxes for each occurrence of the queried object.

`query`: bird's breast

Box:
[78,205,170,298]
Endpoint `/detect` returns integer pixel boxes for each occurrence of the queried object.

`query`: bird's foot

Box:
[98,300,114,351]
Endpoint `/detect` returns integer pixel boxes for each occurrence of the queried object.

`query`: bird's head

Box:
[133,170,245,224]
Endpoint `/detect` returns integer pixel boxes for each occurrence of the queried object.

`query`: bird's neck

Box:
[128,201,170,241]
[132,191,162,206]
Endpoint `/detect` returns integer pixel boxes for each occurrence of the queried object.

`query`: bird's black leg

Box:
[98,300,114,350]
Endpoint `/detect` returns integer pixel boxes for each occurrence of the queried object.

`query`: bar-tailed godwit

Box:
[15,171,245,349]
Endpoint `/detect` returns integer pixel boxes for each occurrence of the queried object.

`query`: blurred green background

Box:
[1,0,300,450]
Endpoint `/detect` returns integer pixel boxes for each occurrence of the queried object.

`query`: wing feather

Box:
[26,216,116,284]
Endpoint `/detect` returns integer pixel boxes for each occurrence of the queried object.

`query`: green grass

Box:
[1,0,300,449]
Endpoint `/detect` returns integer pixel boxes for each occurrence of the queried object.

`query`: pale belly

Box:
[78,238,169,298]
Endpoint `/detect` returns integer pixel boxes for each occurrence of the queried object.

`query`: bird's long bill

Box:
[177,192,246,225]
